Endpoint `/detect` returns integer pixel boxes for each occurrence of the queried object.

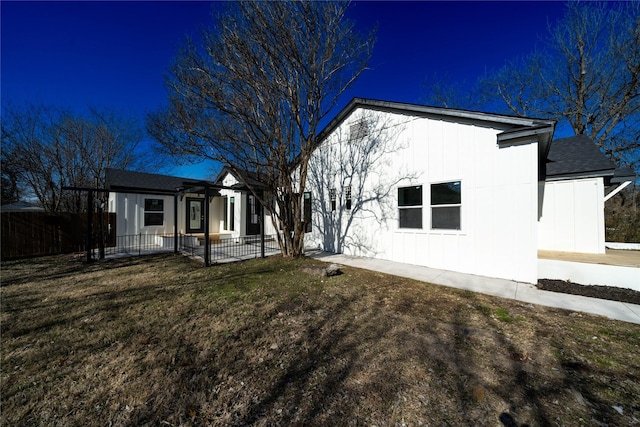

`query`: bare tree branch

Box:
[147,1,375,256]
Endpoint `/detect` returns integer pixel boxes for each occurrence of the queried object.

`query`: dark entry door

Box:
[246,193,261,235]
[186,198,204,233]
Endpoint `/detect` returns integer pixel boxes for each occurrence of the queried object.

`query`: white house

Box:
[106,167,276,241]
[105,98,633,284]
[303,98,633,284]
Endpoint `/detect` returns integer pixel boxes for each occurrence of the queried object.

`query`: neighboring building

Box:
[303,98,633,284]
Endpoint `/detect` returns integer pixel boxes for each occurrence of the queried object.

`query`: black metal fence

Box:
[102,233,281,264]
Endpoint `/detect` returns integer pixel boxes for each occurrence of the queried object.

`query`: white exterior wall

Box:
[305,108,541,283]
[108,193,176,236]
[108,192,222,237]
[538,177,605,253]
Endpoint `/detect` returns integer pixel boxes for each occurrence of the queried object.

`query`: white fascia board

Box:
[496,124,556,144]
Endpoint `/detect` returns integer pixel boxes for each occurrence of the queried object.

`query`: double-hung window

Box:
[398,186,422,229]
[144,198,164,226]
[431,181,461,230]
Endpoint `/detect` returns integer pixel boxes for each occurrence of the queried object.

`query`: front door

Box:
[186,198,204,233]
[246,193,261,235]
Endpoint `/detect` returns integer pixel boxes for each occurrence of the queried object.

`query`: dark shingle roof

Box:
[545,135,617,180]
[106,168,202,194]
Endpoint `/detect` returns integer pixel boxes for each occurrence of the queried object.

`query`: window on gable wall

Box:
[144,198,164,226]
[398,186,422,229]
[431,181,461,230]
[329,188,336,211]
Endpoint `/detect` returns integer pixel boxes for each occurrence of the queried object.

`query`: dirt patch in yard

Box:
[537,279,640,305]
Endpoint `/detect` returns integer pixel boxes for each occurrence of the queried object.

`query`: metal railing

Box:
[102,233,281,264]
[180,233,281,264]
[103,233,175,257]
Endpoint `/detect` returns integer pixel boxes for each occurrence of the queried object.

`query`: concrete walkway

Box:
[308,251,640,325]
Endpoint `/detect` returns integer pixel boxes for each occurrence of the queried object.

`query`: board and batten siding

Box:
[305,107,540,283]
[538,177,605,254]
[108,192,219,236]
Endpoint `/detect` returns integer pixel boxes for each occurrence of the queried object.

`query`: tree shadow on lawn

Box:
[3,256,638,426]
[1,253,181,288]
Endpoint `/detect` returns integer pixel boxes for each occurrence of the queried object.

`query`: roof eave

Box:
[316,97,556,143]
[545,170,615,182]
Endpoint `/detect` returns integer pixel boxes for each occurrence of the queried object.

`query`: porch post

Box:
[204,186,211,266]
[260,201,265,258]
[173,193,178,254]
[86,190,94,263]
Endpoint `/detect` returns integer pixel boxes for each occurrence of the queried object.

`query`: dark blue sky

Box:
[2,1,568,178]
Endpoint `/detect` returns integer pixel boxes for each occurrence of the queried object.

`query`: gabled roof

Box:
[106,168,213,195]
[213,166,266,190]
[317,98,556,142]
[312,97,556,177]
[545,135,622,181]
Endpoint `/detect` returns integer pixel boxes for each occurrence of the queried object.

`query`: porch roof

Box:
[106,168,224,196]
[107,168,191,194]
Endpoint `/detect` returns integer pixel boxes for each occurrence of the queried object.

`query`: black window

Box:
[229,196,235,231]
[223,196,228,230]
[344,186,352,210]
[398,186,422,229]
[431,181,461,230]
[329,188,336,212]
[303,192,312,233]
[144,198,164,226]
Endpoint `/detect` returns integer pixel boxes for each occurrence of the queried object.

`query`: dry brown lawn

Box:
[1,253,639,426]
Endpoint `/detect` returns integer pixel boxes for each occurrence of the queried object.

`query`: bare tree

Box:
[1,103,146,212]
[147,1,375,257]
[425,2,640,172]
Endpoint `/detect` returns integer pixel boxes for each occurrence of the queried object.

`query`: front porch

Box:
[538,248,640,290]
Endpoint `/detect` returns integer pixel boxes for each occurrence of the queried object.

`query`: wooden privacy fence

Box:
[1,212,116,260]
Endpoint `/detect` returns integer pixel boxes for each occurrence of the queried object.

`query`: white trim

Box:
[604,180,632,202]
